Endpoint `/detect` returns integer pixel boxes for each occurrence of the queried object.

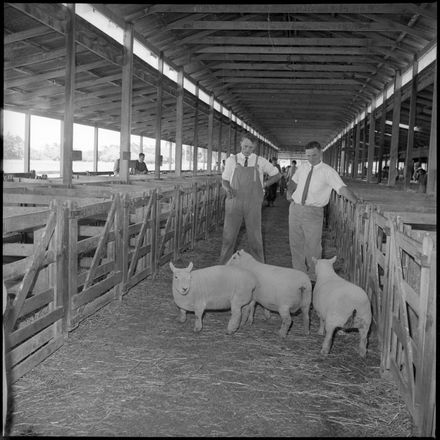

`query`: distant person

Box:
[135,153,148,174]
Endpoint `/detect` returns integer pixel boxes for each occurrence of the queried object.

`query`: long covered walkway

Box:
[6,195,413,437]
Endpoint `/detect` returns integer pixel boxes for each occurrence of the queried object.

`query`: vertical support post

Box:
[62,3,75,185]
[426,59,436,195]
[192,83,199,176]
[24,112,30,173]
[217,111,223,172]
[388,71,402,185]
[227,110,232,158]
[93,125,98,173]
[362,111,368,178]
[207,93,214,173]
[175,67,184,176]
[404,60,418,189]
[155,53,164,179]
[120,23,134,183]
[377,92,387,183]
[367,101,376,182]
[139,135,143,154]
[353,121,361,179]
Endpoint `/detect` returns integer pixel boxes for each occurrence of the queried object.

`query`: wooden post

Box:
[426,59,436,195]
[54,200,68,336]
[388,71,402,186]
[175,67,184,177]
[367,101,376,182]
[362,111,368,178]
[93,125,98,173]
[119,23,134,183]
[192,83,199,176]
[67,200,78,331]
[340,132,346,177]
[217,113,223,172]
[353,121,361,179]
[404,59,418,189]
[155,53,164,179]
[24,112,30,173]
[62,3,75,185]
[207,93,214,173]
[377,92,387,183]
[227,110,232,158]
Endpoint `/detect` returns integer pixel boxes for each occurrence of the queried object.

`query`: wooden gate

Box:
[67,194,123,330]
[3,201,65,382]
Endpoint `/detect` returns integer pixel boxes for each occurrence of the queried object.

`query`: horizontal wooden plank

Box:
[3,243,35,257]
[76,261,115,286]
[79,225,104,237]
[9,307,64,348]
[123,267,153,292]
[3,250,55,281]
[76,231,116,254]
[73,272,122,308]
[18,288,54,319]
[3,208,50,233]
[7,324,55,367]
[70,288,116,330]
[9,334,64,383]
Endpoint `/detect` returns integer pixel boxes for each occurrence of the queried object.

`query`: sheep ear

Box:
[330,256,337,264]
[169,262,175,272]
[187,262,194,271]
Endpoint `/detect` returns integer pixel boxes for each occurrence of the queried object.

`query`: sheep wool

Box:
[226,249,312,338]
[169,261,257,334]
[312,256,372,357]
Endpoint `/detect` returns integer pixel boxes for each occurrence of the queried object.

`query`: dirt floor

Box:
[6,193,414,437]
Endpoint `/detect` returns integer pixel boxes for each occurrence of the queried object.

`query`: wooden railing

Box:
[327,192,436,437]
[3,177,225,382]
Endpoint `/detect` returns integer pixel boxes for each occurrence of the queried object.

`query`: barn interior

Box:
[2,3,437,438]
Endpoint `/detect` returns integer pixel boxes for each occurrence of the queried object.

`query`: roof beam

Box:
[141,4,435,17]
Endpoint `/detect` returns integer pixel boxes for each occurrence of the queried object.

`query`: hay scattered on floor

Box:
[7,198,414,437]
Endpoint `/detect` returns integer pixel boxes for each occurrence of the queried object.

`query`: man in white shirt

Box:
[219,134,281,264]
[288,141,361,281]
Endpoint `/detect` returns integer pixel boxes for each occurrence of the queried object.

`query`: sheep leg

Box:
[320,322,337,355]
[177,308,186,323]
[301,303,310,335]
[278,306,292,338]
[227,302,242,334]
[241,301,256,325]
[318,317,325,335]
[356,318,370,358]
[193,305,204,332]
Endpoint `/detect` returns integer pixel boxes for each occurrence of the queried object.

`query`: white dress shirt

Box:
[222,153,279,188]
[291,161,346,207]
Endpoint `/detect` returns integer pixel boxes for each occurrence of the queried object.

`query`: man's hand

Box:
[226,188,237,199]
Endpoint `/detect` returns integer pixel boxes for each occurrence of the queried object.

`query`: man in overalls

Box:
[219,134,281,264]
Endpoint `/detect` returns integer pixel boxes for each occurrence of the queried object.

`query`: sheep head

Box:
[312,256,337,275]
[225,249,251,266]
[170,261,194,295]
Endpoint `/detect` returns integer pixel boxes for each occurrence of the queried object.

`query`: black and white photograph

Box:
[2,3,436,437]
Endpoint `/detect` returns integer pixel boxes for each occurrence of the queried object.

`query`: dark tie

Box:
[301,165,314,205]
[244,156,248,167]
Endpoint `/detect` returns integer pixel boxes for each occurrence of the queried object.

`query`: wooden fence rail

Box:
[3,177,225,383]
[327,192,436,437]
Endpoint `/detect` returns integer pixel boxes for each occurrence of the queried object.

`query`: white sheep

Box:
[226,250,312,338]
[312,256,372,357]
[169,261,257,334]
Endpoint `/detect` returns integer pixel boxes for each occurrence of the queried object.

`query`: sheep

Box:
[312,256,372,357]
[226,249,312,338]
[169,261,257,334]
